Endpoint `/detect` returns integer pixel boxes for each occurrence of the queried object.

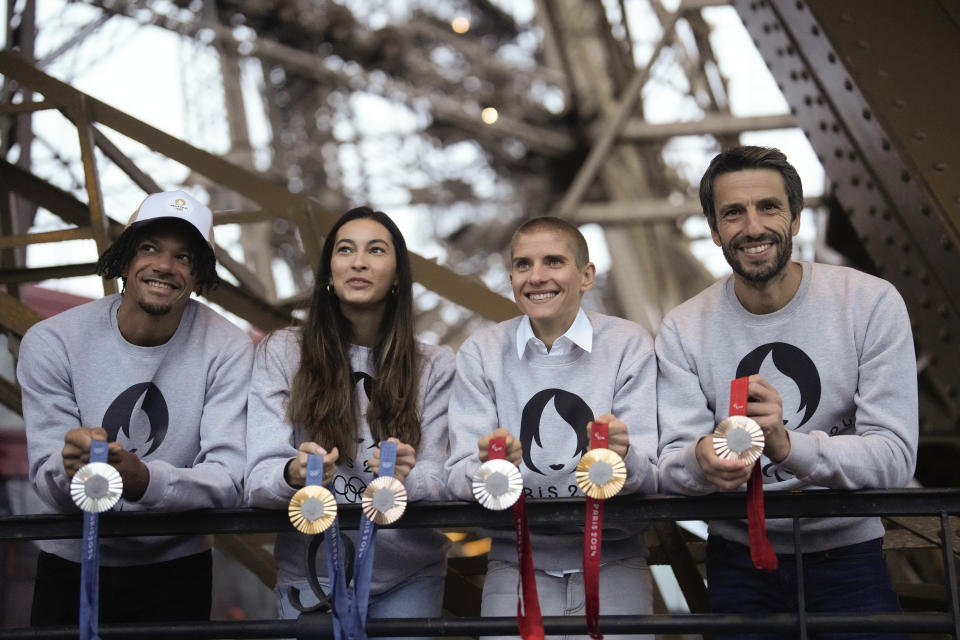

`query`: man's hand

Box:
[107,444,151,501]
[369,437,416,482]
[284,442,339,489]
[62,427,107,479]
[695,435,752,490]
[478,427,522,467]
[589,414,630,459]
[746,374,791,463]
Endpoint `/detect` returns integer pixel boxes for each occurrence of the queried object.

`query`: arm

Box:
[444,343,500,500]
[609,329,659,495]
[402,346,455,502]
[136,334,253,510]
[244,332,302,508]
[655,318,724,496]
[18,327,85,512]
[775,287,918,488]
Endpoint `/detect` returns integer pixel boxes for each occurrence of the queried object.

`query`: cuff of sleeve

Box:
[680,440,716,493]
[274,459,298,500]
[137,459,173,507]
[621,447,653,494]
[776,431,817,478]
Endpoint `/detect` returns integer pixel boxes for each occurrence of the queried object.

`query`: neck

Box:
[733,261,803,314]
[116,297,186,347]
[342,305,384,348]
[530,310,577,351]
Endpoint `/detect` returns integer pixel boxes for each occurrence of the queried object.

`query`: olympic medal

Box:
[71,462,123,513]
[472,458,523,510]
[289,485,338,534]
[713,414,765,465]
[361,476,407,525]
[576,448,626,499]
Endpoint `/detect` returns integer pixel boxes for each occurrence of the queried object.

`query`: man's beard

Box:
[137,299,173,316]
[721,232,793,283]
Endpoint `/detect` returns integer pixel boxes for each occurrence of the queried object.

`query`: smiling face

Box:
[121,225,197,318]
[510,230,595,343]
[329,218,398,314]
[711,168,801,284]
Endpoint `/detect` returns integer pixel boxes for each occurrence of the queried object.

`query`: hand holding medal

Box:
[71,439,122,640]
[362,440,407,525]
[717,377,777,570]
[473,434,523,510]
[289,454,337,535]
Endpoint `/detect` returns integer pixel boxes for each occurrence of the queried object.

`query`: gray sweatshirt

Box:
[657,262,918,553]
[445,311,659,571]
[245,328,454,593]
[19,294,252,565]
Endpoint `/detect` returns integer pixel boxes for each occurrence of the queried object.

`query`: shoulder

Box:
[459,316,523,357]
[661,278,727,329]
[416,341,455,368]
[21,296,113,350]
[587,311,652,345]
[806,263,905,314]
[186,299,253,349]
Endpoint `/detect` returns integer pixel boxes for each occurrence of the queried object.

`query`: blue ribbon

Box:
[79,440,109,640]
[323,441,397,640]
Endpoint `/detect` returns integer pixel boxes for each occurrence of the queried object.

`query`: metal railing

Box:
[1,489,958,639]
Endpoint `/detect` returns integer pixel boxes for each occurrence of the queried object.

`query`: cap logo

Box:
[170,198,187,211]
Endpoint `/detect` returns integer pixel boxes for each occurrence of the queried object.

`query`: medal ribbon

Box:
[323,441,397,640]
[489,437,544,640]
[729,377,778,570]
[583,422,608,639]
[79,440,108,640]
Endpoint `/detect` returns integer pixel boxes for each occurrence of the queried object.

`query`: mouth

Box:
[346,278,372,287]
[525,290,559,302]
[143,278,179,292]
[741,243,772,255]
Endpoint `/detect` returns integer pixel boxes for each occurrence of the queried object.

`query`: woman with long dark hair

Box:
[245,207,454,629]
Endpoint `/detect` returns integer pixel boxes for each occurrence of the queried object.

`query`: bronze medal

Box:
[713,414,765,465]
[361,476,407,525]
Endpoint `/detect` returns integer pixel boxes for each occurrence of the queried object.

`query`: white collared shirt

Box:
[515,307,593,359]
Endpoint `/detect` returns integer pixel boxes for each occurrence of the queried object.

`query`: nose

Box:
[742,207,765,236]
[529,262,548,282]
[152,250,176,272]
[350,251,368,270]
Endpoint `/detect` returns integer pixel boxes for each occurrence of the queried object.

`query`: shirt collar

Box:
[515,307,593,359]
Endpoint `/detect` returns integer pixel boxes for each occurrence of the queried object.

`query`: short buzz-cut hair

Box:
[510,217,590,268]
[699,145,804,232]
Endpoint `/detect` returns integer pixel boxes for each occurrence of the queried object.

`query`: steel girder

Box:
[732,0,960,427]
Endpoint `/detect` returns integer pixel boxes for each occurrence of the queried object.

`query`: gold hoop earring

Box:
[326,283,335,295]
[390,284,399,296]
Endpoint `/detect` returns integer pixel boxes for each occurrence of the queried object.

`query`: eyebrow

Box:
[335,238,390,247]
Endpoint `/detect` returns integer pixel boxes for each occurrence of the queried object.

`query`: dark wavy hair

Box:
[699,145,803,232]
[286,206,421,459]
[95,218,219,295]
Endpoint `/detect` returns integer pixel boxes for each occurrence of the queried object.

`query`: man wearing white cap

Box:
[18,190,253,626]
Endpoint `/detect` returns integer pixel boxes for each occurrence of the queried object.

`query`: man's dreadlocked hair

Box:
[96,219,219,295]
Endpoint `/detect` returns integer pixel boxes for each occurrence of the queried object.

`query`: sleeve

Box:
[136,332,253,510]
[403,346,456,502]
[18,325,84,512]
[244,333,300,508]
[443,341,496,501]
[655,316,720,496]
[776,286,918,488]
[614,329,660,495]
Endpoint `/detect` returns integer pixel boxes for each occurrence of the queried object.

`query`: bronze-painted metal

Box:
[732,0,960,425]
[361,476,408,525]
[713,415,765,465]
[289,485,338,534]
[576,448,626,499]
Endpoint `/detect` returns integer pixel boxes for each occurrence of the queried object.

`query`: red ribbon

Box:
[583,422,607,639]
[729,378,778,570]
[489,436,544,640]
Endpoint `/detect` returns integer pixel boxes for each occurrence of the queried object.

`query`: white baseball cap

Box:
[127,190,214,248]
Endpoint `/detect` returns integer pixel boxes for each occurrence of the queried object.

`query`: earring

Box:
[326,283,335,295]
[390,284,399,296]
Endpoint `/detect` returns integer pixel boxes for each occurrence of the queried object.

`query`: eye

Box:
[336,245,353,254]
[548,256,564,266]
[370,245,386,255]
[138,242,157,254]
[176,253,193,264]
[514,259,530,271]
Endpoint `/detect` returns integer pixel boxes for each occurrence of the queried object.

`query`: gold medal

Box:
[713,414,765,465]
[71,462,123,513]
[473,458,523,510]
[361,476,407,525]
[576,448,626,499]
[289,485,338,534]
